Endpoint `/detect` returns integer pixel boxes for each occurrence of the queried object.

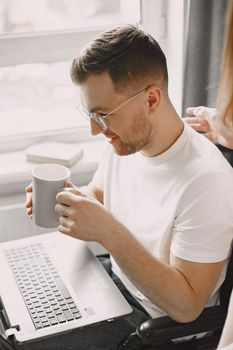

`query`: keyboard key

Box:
[54,309,63,316]
[73,312,82,319]
[68,302,76,308]
[35,322,43,329]
[36,308,44,313]
[40,316,49,323]
[53,305,60,311]
[64,310,74,321]
[42,321,50,327]
[70,307,80,313]
[50,318,58,325]
[61,305,69,311]
[57,314,66,323]
[55,278,71,299]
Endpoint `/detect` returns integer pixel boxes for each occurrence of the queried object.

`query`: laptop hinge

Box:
[5,327,19,338]
[0,297,20,338]
[0,298,17,349]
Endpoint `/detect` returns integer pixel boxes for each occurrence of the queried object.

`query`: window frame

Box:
[0,29,103,66]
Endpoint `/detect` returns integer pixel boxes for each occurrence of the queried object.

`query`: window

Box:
[0,0,140,149]
[0,0,140,35]
[0,0,185,151]
[0,61,86,137]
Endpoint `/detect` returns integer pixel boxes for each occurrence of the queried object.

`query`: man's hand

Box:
[55,191,116,243]
[184,106,217,142]
[25,181,78,219]
[25,183,33,218]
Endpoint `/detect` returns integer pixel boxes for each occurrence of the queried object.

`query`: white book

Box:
[25,142,83,167]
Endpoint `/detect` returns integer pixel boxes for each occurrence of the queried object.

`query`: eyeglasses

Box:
[77,87,147,130]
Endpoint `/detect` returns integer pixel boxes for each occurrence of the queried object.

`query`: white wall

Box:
[141,0,185,115]
[165,0,185,114]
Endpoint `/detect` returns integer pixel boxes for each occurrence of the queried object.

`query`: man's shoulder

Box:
[184,125,232,172]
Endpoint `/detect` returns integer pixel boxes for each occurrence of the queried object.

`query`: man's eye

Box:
[97,113,107,118]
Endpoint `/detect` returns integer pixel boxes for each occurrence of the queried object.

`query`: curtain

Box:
[182,0,228,114]
[182,0,233,166]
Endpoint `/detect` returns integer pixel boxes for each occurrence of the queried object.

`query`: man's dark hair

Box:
[71,25,168,91]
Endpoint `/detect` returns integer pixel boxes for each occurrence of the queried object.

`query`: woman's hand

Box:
[185,106,233,149]
[184,106,217,142]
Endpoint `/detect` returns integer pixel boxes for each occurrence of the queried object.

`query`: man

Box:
[26,25,233,349]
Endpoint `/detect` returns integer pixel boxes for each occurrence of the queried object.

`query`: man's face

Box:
[79,72,153,156]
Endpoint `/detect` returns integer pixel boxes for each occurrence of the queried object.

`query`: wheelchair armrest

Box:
[137,305,227,344]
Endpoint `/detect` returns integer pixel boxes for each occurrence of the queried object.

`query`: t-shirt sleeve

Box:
[171,171,233,263]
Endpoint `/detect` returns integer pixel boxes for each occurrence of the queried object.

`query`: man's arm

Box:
[80,183,104,204]
[55,191,226,323]
[103,222,225,323]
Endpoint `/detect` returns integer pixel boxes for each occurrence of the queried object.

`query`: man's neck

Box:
[140,103,184,157]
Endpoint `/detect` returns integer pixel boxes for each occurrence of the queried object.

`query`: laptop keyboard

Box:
[4,243,82,330]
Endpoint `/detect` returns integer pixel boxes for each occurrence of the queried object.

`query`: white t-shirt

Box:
[92,123,233,317]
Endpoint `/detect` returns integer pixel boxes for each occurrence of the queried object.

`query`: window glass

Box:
[0,0,140,139]
[0,61,87,137]
[0,0,140,34]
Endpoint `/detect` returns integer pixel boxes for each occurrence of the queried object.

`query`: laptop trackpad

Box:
[69,268,106,295]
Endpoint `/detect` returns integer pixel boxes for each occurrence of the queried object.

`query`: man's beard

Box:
[112,112,153,156]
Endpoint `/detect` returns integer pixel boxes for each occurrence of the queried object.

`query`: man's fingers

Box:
[66,181,77,188]
[62,187,82,195]
[25,183,33,193]
[25,200,32,208]
[25,193,32,208]
[27,208,32,216]
[56,191,76,206]
[56,190,87,206]
[25,184,33,213]
[58,215,73,228]
[55,203,73,217]
[58,225,71,236]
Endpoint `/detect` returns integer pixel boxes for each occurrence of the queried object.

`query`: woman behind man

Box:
[186,0,233,150]
[186,1,233,349]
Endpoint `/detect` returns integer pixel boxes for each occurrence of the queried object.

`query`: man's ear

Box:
[147,86,162,112]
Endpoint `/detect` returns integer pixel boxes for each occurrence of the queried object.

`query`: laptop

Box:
[0,232,132,349]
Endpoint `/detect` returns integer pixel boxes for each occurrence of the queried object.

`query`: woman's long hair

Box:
[217,0,233,129]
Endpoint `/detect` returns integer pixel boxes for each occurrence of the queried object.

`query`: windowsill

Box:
[0,139,105,196]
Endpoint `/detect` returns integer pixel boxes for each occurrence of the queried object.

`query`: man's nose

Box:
[90,119,103,136]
